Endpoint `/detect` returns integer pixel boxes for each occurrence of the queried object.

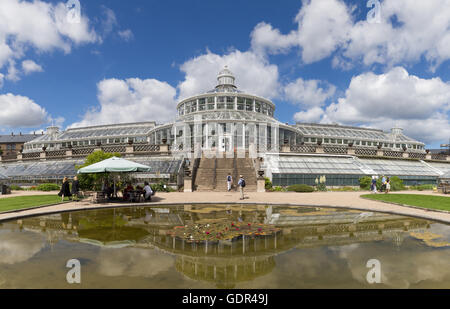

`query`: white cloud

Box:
[6,60,20,81]
[251,22,297,55]
[178,49,280,100]
[320,67,450,144]
[70,78,177,128]
[0,93,49,127]
[284,78,336,107]
[96,248,173,278]
[0,0,98,82]
[0,73,4,88]
[295,0,353,64]
[294,107,325,123]
[22,60,43,75]
[100,6,118,37]
[0,232,45,265]
[250,0,450,70]
[118,29,134,42]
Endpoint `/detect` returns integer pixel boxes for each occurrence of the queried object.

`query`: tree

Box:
[75,151,122,190]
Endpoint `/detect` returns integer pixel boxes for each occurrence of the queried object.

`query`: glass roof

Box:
[428,162,450,173]
[295,124,418,143]
[263,156,365,175]
[29,123,156,143]
[0,158,182,178]
[263,155,440,176]
[358,159,440,176]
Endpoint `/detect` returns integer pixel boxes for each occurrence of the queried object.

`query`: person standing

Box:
[238,175,245,200]
[385,179,391,194]
[381,175,386,192]
[58,177,72,202]
[71,176,80,202]
[227,173,233,191]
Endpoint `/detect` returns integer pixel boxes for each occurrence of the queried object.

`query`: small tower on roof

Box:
[216,66,237,91]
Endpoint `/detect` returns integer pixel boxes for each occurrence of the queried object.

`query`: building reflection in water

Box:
[10,204,435,287]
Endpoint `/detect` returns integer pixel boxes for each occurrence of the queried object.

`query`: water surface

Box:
[0,204,449,288]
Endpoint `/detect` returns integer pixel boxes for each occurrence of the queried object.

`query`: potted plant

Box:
[42,146,47,152]
[284,139,289,145]
[258,170,264,177]
[97,141,102,147]
[162,138,167,144]
[348,141,354,147]
[317,140,322,146]
[128,140,133,145]
[426,149,430,154]
[402,145,407,151]
[377,143,382,149]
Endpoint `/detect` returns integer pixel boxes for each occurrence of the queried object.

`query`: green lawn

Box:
[361,194,450,212]
[0,195,68,213]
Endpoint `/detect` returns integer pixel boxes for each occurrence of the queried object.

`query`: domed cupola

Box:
[215,66,237,92]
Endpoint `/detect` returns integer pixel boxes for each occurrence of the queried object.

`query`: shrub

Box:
[331,187,359,192]
[286,184,314,192]
[36,183,61,191]
[272,186,287,192]
[151,181,176,192]
[409,184,435,191]
[9,185,23,191]
[264,177,272,190]
[387,176,405,191]
[359,176,372,190]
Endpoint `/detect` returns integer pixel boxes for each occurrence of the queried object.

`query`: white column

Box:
[242,123,246,149]
[205,123,209,149]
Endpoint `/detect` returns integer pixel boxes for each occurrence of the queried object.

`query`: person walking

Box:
[71,176,80,202]
[371,176,377,194]
[237,175,246,200]
[58,177,72,202]
[227,173,233,191]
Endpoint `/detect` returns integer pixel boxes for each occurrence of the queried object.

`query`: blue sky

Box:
[0,0,449,148]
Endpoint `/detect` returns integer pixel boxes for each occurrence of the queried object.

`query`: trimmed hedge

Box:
[286,184,314,192]
[36,183,61,191]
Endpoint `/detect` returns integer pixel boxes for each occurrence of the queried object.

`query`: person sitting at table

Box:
[123,183,134,201]
[143,181,153,201]
[102,180,114,199]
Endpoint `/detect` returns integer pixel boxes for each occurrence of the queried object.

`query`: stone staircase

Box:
[194,153,257,192]
[235,157,257,192]
[195,157,216,191]
[215,157,235,191]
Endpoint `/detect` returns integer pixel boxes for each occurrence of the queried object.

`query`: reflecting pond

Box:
[0,204,449,288]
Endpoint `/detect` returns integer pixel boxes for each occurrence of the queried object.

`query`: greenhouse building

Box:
[0,67,449,190]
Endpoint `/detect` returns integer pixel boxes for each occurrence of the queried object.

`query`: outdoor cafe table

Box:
[128,190,144,202]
